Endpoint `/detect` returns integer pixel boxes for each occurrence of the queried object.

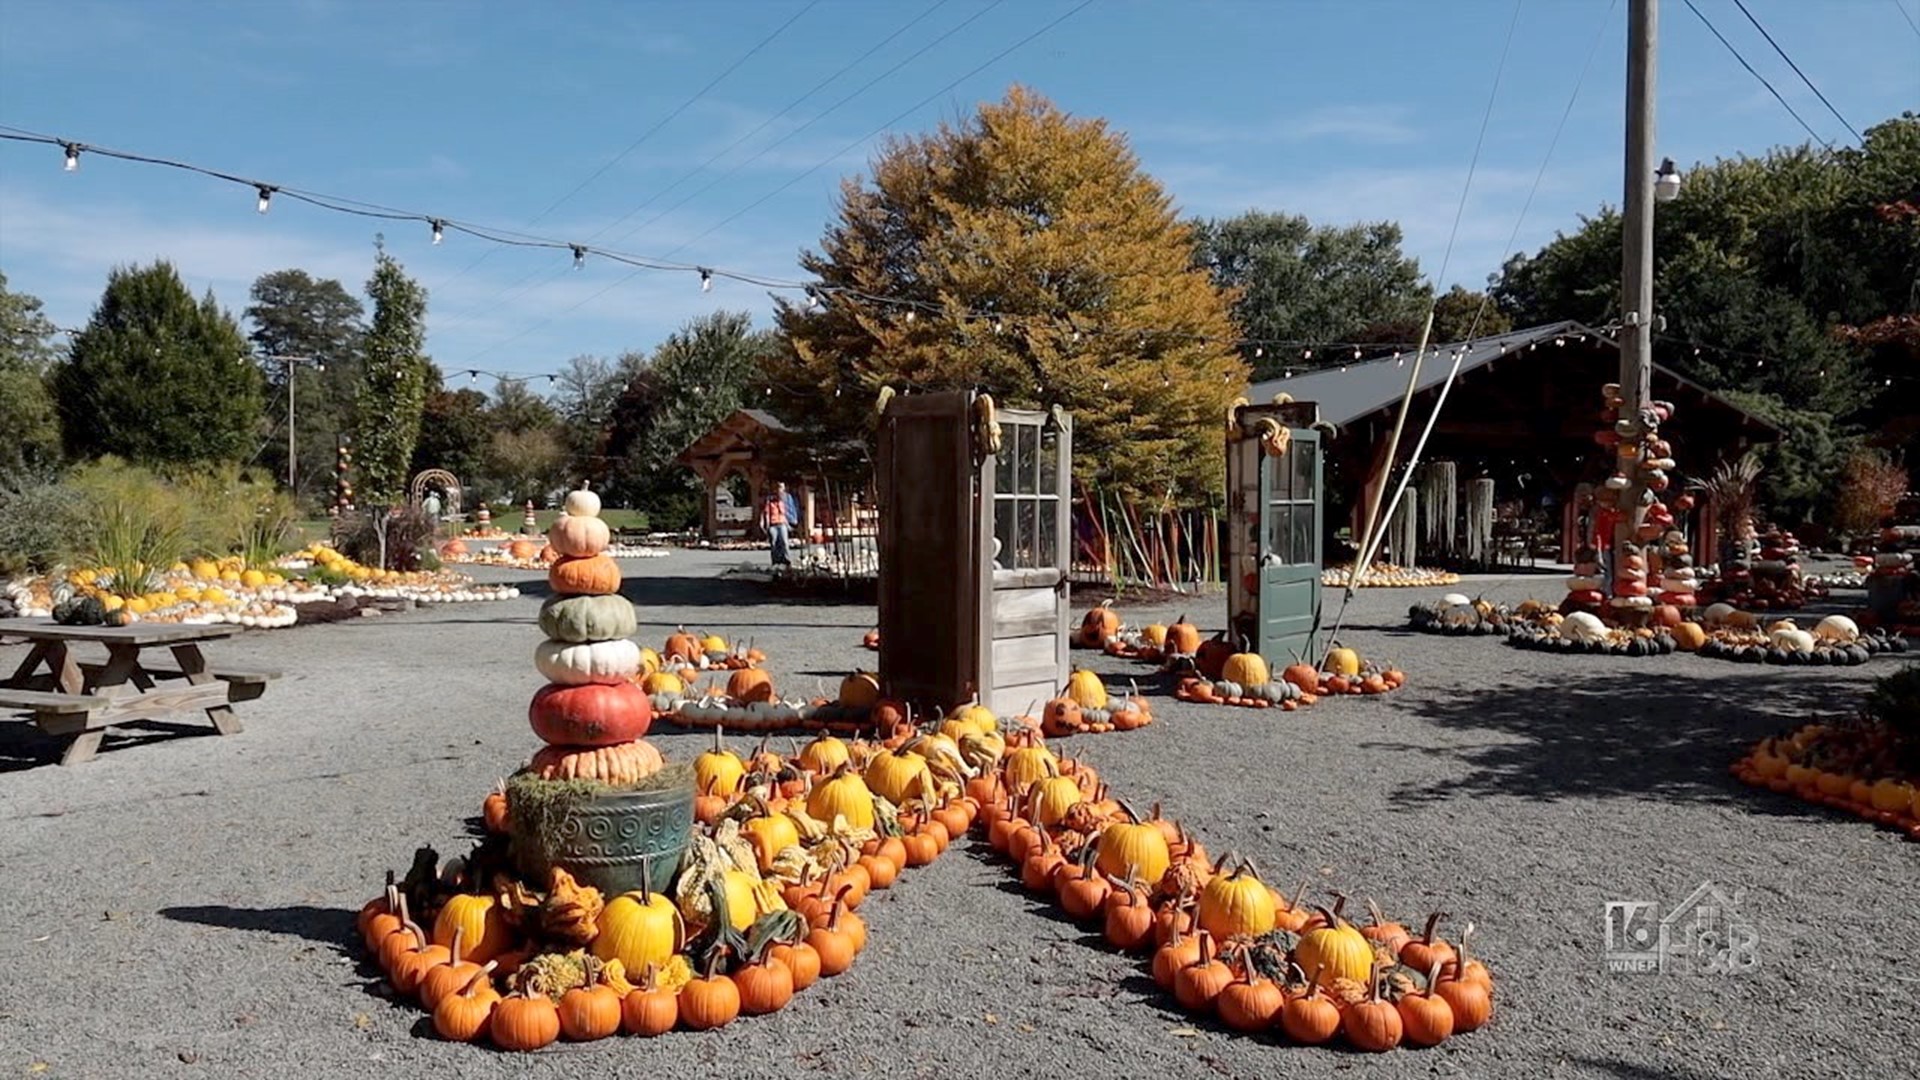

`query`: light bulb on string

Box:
[1352,348,1362,360]
[62,142,79,172]
[571,245,586,270]
[469,371,478,383]
[699,268,713,293]
[256,185,275,214]
[1303,348,1313,360]
[906,311,917,323]
[430,219,444,245]
[1254,346,1264,358]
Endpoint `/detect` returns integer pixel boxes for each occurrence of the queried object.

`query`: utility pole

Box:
[276,356,321,492]
[1611,0,1659,617]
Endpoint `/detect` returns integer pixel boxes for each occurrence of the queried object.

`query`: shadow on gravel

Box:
[161,903,356,948]
[1375,667,1851,810]
[0,718,214,773]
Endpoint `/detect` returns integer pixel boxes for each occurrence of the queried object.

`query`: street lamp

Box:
[1654,157,1682,202]
[272,355,324,491]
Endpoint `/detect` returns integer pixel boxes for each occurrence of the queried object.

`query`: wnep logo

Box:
[1604,882,1759,975]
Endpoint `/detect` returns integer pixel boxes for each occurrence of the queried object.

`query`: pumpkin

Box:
[432,966,500,1042]
[489,992,561,1051]
[1279,965,1341,1045]
[1043,696,1083,734]
[640,670,684,696]
[1324,645,1361,676]
[1164,614,1202,655]
[1294,905,1373,984]
[621,964,678,1036]
[432,894,512,965]
[1672,621,1707,651]
[694,729,746,797]
[1770,626,1815,653]
[529,681,653,746]
[1095,810,1172,886]
[951,701,998,733]
[1813,614,1859,643]
[1216,955,1285,1033]
[1219,640,1270,687]
[742,810,802,871]
[1196,633,1237,680]
[1396,962,1456,1047]
[727,668,775,704]
[663,626,702,662]
[593,883,685,973]
[1027,775,1084,827]
[1341,969,1404,1052]
[1557,611,1607,644]
[1140,623,1168,648]
[557,978,622,1041]
[1172,931,1235,1012]
[548,553,621,597]
[678,962,741,1031]
[1280,662,1319,692]
[547,513,611,558]
[506,539,541,561]
[534,638,642,686]
[563,488,602,517]
[808,765,878,830]
[1077,599,1122,647]
[864,749,934,805]
[537,594,636,643]
[734,953,796,1016]
[1197,856,1277,939]
[838,672,882,709]
[1002,745,1058,793]
[798,734,851,774]
[526,739,664,784]
[1064,667,1108,709]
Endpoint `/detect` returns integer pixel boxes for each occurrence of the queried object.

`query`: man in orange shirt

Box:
[761,481,793,567]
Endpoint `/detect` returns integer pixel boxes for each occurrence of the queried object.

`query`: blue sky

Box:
[2,0,1915,387]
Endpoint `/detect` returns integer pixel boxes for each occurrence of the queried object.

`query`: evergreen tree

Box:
[55,261,260,465]
[352,244,430,503]
[777,86,1245,501]
[246,269,365,500]
[0,271,63,472]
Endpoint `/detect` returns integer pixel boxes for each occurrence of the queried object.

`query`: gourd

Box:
[534,638,642,685]
[1064,668,1108,709]
[537,594,636,643]
[526,740,664,784]
[1557,611,1607,644]
[1770,627,1815,653]
[547,513,611,558]
[548,554,622,597]
[528,682,654,746]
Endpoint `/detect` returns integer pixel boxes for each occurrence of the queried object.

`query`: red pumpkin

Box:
[529,682,654,746]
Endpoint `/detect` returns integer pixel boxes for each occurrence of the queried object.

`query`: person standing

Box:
[762,481,793,567]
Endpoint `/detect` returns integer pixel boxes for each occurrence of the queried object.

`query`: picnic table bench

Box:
[0,618,281,766]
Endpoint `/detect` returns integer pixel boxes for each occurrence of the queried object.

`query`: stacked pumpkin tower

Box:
[1575,383,1702,624]
[527,489,658,781]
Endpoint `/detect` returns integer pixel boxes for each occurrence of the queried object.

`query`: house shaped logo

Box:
[1604,881,1759,975]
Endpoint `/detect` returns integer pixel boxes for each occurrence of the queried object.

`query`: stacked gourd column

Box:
[1576,384,1700,619]
[527,490,657,778]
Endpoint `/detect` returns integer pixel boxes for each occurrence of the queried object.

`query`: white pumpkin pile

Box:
[339,582,518,604]
[671,696,815,729]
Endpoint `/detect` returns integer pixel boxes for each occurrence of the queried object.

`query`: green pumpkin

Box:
[538,593,637,643]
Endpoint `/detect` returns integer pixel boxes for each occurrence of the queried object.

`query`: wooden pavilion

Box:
[1247,320,1780,565]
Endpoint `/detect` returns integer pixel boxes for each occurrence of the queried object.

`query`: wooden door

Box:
[1228,406,1322,666]
[876,391,978,708]
[976,408,1071,716]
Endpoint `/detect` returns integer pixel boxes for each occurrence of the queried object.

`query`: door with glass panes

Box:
[975,407,1072,716]
[1227,404,1322,666]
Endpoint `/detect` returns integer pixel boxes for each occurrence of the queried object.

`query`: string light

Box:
[430,219,444,245]
[255,185,275,214]
[1303,348,1313,359]
[62,142,79,171]
[699,268,713,293]
[571,245,586,270]
[1352,347,1362,360]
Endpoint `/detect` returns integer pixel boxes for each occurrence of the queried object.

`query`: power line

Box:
[1892,0,1920,41]
[429,1,820,293]
[1728,0,1862,142]
[1679,0,1830,147]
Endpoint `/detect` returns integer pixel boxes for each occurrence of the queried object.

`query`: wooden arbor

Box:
[676,409,801,540]
[875,392,1072,715]
[1225,401,1325,667]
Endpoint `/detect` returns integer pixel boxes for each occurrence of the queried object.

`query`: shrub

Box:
[1831,450,1908,537]
[335,504,437,570]
[0,467,88,575]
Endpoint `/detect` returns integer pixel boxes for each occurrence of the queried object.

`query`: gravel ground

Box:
[1,550,1914,1079]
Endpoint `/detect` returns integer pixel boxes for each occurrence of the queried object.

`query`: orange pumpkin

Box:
[507,539,541,561]
[549,554,621,596]
[1164,614,1202,655]
[664,627,702,662]
[727,668,775,704]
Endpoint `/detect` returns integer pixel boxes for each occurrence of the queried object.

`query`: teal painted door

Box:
[1227,408,1322,667]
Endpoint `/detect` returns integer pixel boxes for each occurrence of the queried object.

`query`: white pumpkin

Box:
[1770,627,1816,653]
[1566,576,1602,592]
[1440,592,1471,607]
[534,637,643,685]
[1558,611,1608,644]
[1813,615,1859,643]
[564,489,603,518]
[1702,603,1736,626]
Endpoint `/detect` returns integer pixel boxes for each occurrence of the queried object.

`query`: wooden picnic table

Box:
[0,618,280,766]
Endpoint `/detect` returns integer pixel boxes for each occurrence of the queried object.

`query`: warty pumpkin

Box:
[534,637,643,686]
[529,681,653,746]
[537,593,636,643]
[548,554,622,597]
[547,513,611,558]
[526,739,664,785]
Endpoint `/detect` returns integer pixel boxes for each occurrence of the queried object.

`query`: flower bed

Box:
[968,741,1493,1049]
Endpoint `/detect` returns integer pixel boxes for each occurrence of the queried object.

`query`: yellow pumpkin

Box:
[742,812,801,872]
[700,634,728,654]
[637,646,663,677]
[807,768,876,830]
[1140,624,1168,647]
[1219,649,1270,687]
[1197,861,1277,939]
[951,702,998,733]
[694,732,746,798]
[1064,668,1108,710]
[641,670,684,696]
[1027,775,1083,827]
[591,889,684,973]
[432,893,512,964]
[838,672,881,710]
[1294,908,1373,983]
[797,734,851,775]
[939,716,985,742]
[863,749,934,805]
[1671,622,1707,651]
[1002,745,1058,794]
[1325,647,1361,677]
[1095,818,1171,885]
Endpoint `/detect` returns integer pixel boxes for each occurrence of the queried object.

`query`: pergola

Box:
[674,409,795,540]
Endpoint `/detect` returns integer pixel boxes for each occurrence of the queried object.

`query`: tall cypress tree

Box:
[353,243,430,503]
[55,261,260,465]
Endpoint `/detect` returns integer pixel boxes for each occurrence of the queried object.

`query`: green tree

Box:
[0,271,63,472]
[486,380,560,434]
[549,351,646,483]
[603,312,773,521]
[1193,211,1429,379]
[778,86,1245,500]
[483,428,567,505]
[411,386,491,486]
[245,269,365,502]
[54,261,261,465]
[352,245,430,503]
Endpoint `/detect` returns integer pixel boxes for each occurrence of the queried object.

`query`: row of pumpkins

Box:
[367,713,1007,1047]
[1082,605,1405,703]
[1734,722,1920,842]
[967,734,1493,1050]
